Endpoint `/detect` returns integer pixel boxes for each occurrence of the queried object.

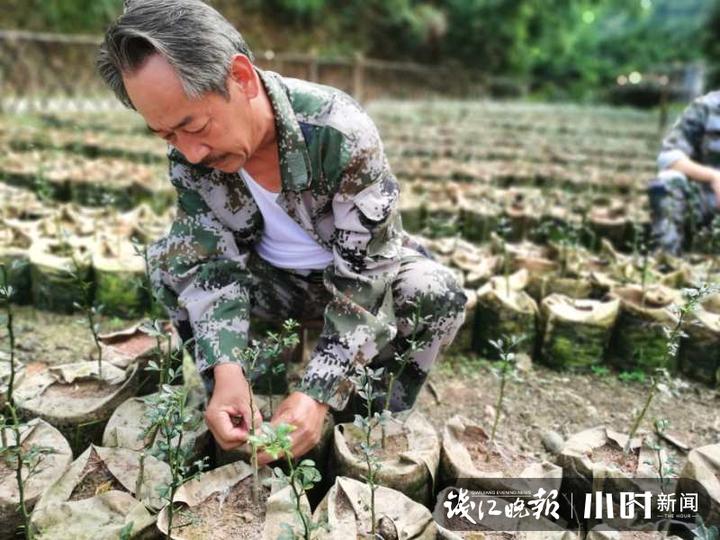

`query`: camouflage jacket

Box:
[159,69,404,410]
[658,91,720,170]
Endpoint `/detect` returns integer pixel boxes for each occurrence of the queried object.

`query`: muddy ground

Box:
[5,306,719,474]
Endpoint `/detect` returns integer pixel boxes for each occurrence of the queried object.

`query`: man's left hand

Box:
[257,391,329,465]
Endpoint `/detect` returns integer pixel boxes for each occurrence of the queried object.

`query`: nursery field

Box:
[1,101,719,539]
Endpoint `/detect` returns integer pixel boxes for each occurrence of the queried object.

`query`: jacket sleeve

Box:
[658,97,709,170]
[152,155,254,375]
[298,105,404,410]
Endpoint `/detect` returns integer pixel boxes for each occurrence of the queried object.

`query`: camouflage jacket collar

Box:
[257,68,313,192]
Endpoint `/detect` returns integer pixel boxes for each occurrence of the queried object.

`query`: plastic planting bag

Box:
[539,295,620,371]
[156,461,308,540]
[609,285,681,372]
[472,270,538,358]
[439,415,562,493]
[333,410,440,506]
[0,419,72,538]
[31,445,171,539]
[15,361,141,453]
[313,476,436,539]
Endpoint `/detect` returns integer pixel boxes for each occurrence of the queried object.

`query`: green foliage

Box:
[3,0,714,99]
[590,365,610,378]
[249,422,323,540]
[488,335,524,441]
[618,370,646,383]
[140,319,181,388]
[142,385,208,540]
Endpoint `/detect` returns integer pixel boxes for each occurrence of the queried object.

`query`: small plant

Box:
[538,219,582,278]
[1,263,51,540]
[590,365,610,378]
[631,222,652,307]
[379,306,430,448]
[1,264,18,412]
[132,239,159,316]
[350,365,387,539]
[487,335,524,443]
[140,319,180,389]
[649,418,678,494]
[143,384,208,540]
[250,422,323,540]
[240,320,300,504]
[623,283,716,453]
[69,250,104,377]
[692,515,719,540]
[618,370,646,384]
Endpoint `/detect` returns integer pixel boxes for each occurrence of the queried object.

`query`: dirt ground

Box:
[5,306,719,475]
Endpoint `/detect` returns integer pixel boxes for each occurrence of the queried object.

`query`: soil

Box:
[347,425,410,462]
[5,307,720,481]
[103,332,157,358]
[457,428,531,476]
[590,442,639,474]
[42,378,120,400]
[173,476,269,540]
[415,336,719,470]
[69,447,126,500]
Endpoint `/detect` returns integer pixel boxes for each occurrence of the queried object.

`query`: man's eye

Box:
[186,122,209,135]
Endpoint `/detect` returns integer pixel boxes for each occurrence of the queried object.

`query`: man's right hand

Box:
[711,173,720,208]
[204,363,263,451]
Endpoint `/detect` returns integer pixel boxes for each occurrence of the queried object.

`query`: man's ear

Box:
[228,54,258,98]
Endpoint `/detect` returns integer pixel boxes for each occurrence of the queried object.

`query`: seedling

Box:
[624,284,716,453]
[69,250,104,377]
[649,418,677,494]
[590,365,610,378]
[250,422,323,540]
[131,239,157,315]
[240,320,299,504]
[350,365,388,539]
[632,222,651,307]
[488,335,524,443]
[380,305,430,448]
[140,319,180,388]
[618,370,646,384]
[1,264,51,540]
[538,219,582,278]
[1,264,18,412]
[142,384,208,540]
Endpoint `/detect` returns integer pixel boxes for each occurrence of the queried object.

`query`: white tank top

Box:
[240,169,333,271]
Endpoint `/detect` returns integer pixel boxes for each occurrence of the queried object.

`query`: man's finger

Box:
[208,409,252,448]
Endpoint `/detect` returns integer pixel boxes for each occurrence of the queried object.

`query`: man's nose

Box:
[176,133,211,164]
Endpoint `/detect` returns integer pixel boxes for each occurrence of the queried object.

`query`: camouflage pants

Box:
[149,245,466,415]
[648,170,717,254]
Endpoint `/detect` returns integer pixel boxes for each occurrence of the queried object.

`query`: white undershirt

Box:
[240,169,333,271]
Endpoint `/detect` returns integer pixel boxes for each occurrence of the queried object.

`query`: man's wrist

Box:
[212,362,246,387]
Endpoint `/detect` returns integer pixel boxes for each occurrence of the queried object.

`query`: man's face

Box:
[123,54,258,173]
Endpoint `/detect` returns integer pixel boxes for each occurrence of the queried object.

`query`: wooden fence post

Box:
[353,52,365,103]
[308,49,319,83]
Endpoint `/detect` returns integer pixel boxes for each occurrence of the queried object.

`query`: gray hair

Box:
[97,0,254,109]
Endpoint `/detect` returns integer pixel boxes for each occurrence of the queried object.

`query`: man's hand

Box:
[711,173,720,208]
[205,363,263,451]
[258,391,329,465]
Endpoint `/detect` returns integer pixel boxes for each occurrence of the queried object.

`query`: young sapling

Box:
[69,250,103,377]
[250,422,323,540]
[143,384,208,540]
[239,320,300,504]
[623,284,715,453]
[487,335,524,444]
